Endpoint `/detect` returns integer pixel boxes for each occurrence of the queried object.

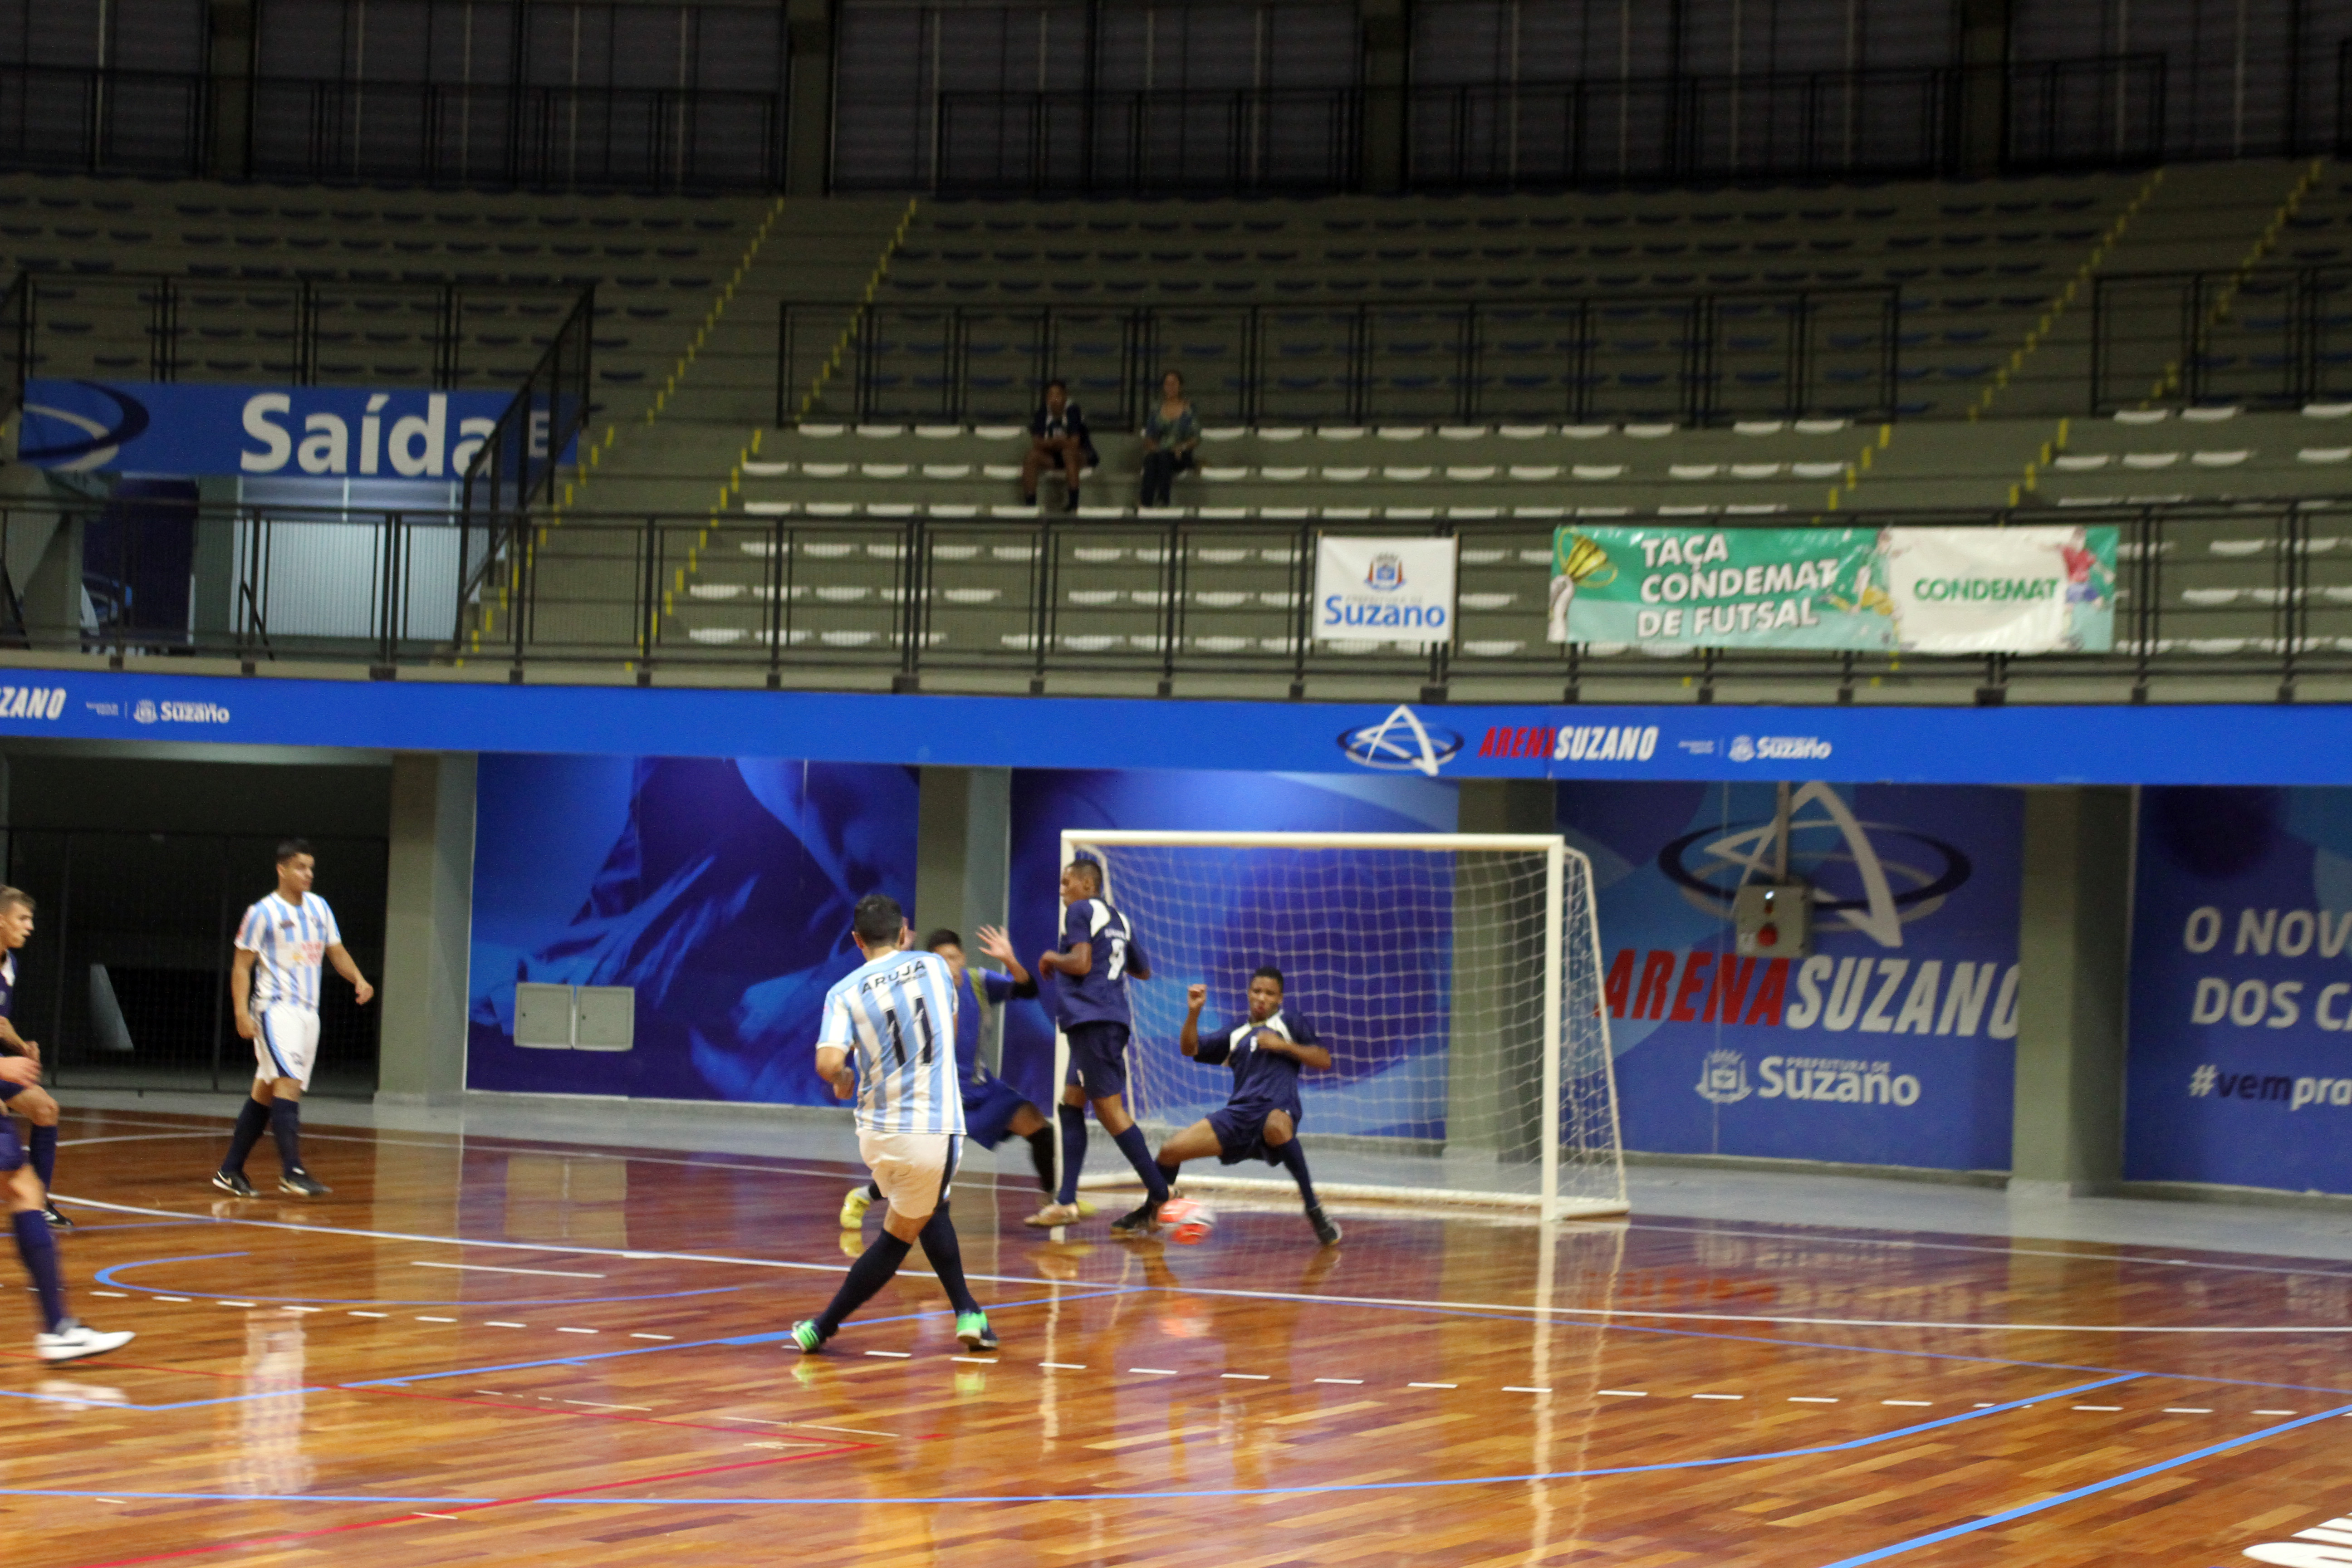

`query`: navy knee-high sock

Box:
[270,1099,304,1174]
[1274,1140,1319,1209]
[1110,1125,1169,1204]
[815,1232,911,1336]
[1054,1104,1088,1205]
[223,1098,270,1173]
[1156,1161,1181,1191]
[1025,1126,1057,1193]
[29,1125,56,1190]
[12,1210,64,1331]
[916,1206,981,1316]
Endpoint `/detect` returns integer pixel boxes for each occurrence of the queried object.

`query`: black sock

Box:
[29,1125,55,1190]
[1025,1127,1057,1193]
[917,1205,981,1316]
[1110,1125,1169,1204]
[270,1099,304,1174]
[223,1098,270,1173]
[865,1181,882,1202]
[1055,1104,1087,1205]
[12,1210,64,1331]
[1157,1161,1181,1190]
[1275,1140,1319,1209]
[815,1232,911,1337]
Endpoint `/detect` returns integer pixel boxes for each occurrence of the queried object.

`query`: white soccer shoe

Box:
[36,1320,135,1363]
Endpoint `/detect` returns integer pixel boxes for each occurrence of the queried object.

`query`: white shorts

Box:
[858,1130,963,1224]
[254,1004,321,1089]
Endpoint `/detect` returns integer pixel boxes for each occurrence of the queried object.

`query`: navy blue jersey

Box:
[956,967,1038,1084]
[1194,1008,1315,1118]
[1054,897,1145,1029]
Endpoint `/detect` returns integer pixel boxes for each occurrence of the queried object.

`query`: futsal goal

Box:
[1056,830,1627,1220]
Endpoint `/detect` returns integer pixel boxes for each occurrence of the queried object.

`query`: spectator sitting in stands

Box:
[1022,379,1096,511]
[1139,370,1199,509]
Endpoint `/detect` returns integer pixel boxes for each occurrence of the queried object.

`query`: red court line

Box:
[338,1382,845,1438]
[61,1443,871,1568]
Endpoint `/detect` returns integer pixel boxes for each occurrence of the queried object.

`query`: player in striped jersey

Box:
[211,840,374,1200]
[0,887,72,1227]
[791,894,995,1356]
[838,925,1082,1229]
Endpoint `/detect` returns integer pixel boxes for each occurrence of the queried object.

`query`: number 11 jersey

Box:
[819,947,965,1136]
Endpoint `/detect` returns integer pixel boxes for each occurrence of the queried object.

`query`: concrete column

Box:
[784,0,836,196]
[2007,786,2133,1197]
[208,0,257,179]
[916,766,1011,1064]
[1446,780,1553,1164]
[376,753,477,1107]
[1955,0,2012,176]
[1358,0,1411,194]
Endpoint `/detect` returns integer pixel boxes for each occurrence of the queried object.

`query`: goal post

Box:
[1052,829,1627,1220]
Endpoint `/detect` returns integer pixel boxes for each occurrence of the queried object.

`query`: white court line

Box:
[1222,1373,1270,1381]
[485,1321,528,1329]
[2164,1407,2214,1413]
[2256,1409,2300,1415]
[1882,1400,1932,1407]
[1597,1390,1647,1396]
[59,1192,2352,1337]
[864,1351,910,1359]
[554,1327,598,1336]
[1691,1393,1742,1401]
[1039,1362,1086,1370]
[1789,1396,1838,1403]
[2073,1405,2122,1411]
[1407,1382,1457,1389]
[1504,1386,1551,1394]
[1313,1377,1362,1385]
[411,1261,607,1279]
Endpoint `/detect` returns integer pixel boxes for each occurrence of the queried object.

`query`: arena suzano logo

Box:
[1338,704,1465,777]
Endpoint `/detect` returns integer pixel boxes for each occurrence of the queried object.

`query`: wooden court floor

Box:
[5,1106,2352,1567]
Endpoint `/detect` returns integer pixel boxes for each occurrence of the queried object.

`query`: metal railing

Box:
[778,289,1902,431]
[458,284,597,646]
[933,87,1360,196]
[12,494,2352,703]
[2092,264,2352,413]
[5,270,586,392]
[2004,53,2167,171]
[247,79,787,193]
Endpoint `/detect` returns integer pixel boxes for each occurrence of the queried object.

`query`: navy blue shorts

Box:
[962,1076,1032,1150]
[1208,1102,1298,1166]
[0,1078,20,1102]
[0,1115,20,1172]
[1063,1021,1132,1101]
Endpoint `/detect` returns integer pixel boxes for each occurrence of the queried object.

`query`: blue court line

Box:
[0,1370,2146,1507]
[92,1251,749,1308]
[342,1287,1135,1389]
[1810,1401,2352,1568]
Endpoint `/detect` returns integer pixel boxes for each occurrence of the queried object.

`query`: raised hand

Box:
[975,925,1017,966]
[1187,984,1207,1010]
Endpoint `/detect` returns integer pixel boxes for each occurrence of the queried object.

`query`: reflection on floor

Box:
[5,1095,2349,1568]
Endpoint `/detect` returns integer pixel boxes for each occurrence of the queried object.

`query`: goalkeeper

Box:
[1156,966,1341,1247]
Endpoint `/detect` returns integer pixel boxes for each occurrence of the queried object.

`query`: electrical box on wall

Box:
[513,983,635,1051]
[1734,882,1813,958]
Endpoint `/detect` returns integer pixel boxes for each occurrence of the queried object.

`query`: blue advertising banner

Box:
[465,754,918,1103]
[7,669,2352,787]
[2126,787,2352,1194]
[1564,781,2021,1170]
[20,379,522,476]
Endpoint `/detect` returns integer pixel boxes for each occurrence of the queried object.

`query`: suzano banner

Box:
[1548,523,2117,654]
[1314,535,1457,646]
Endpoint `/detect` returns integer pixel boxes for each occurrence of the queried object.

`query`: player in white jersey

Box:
[211,840,374,1200]
[790,893,995,1356]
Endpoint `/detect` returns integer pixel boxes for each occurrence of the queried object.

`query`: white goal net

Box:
[1058,830,1626,1219]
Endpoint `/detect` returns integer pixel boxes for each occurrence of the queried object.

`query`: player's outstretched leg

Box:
[8,1159,130,1362]
[16,1087,70,1227]
[212,1091,271,1197]
[271,1093,329,1197]
[1265,1113,1338,1246]
[1025,1093,1090,1227]
[793,1223,915,1353]
[916,1204,995,1351]
[1098,1095,1170,1235]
